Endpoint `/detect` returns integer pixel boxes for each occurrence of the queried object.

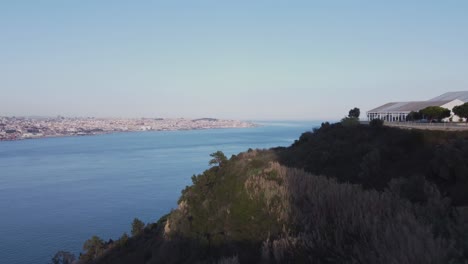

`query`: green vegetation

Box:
[282,122,468,205]
[348,107,361,118]
[209,150,228,166]
[340,116,359,126]
[71,120,468,264]
[406,107,452,122]
[172,150,279,245]
[406,110,422,121]
[50,251,75,264]
[341,107,361,126]
[80,236,105,262]
[369,118,384,127]
[115,233,129,248]
[453,103,468,122]
[419,106,451,122]
[131,218,145,237]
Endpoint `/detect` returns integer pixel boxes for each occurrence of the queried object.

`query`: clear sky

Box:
[1,1,467,120]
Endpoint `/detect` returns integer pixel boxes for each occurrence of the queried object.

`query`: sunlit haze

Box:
[1,1,467,120]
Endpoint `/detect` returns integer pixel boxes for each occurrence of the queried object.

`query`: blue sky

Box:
[1,1,467,120]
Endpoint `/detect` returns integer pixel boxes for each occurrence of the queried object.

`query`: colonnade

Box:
[367,112,408,122]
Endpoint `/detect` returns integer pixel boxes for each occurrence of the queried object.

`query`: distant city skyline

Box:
[1,1,467,120]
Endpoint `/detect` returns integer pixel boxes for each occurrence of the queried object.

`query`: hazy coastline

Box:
[0,117,257,142]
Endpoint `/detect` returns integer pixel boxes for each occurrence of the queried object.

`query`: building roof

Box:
[429,91,468,102]
[368,100,453,113]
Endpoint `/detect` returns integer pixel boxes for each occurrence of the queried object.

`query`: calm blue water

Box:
[0,121,320,264]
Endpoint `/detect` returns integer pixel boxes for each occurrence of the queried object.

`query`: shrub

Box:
[51,251,75,264]
[131,218,145,236]
[341,117,359,126]
[80,235,105,262]
[115,232,129,248]
[369,118,384,127]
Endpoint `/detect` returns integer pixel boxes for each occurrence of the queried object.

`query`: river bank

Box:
[0,117,257,141]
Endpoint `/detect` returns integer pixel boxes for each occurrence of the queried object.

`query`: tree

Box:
[131,218,145,236]
[453,103,468,122]
[51,251,75,264]
[348,107,361,119]
[116,232,129,247]
[406,111,422,121]
[81,235,104,262]
[209,151,227,166]
[419,106,450,122]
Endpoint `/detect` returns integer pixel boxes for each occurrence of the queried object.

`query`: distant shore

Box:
[0,117,258,142]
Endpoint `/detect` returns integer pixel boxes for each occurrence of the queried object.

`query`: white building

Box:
[367,92,468,122]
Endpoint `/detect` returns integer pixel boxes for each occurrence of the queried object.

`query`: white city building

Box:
[367,91,468,122]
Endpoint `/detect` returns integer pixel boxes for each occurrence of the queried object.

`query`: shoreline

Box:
[0,124,260,142]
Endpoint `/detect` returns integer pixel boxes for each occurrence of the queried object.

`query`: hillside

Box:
[73,123,468,264]
[279,122,468,205]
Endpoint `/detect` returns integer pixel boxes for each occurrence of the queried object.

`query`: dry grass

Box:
[247,162,456,264]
